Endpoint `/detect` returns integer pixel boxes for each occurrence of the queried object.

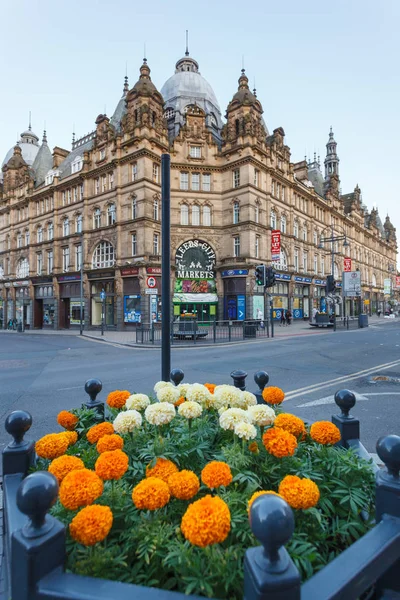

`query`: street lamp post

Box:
[79,224,84,335]
[319,223,349,329]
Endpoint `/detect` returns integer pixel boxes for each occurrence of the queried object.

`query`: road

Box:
[1,320,399,454]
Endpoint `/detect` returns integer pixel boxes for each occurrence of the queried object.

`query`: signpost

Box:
[100,289,105,336]
[271,230,281,261]
[342,271,361,297]
[161,154,171,381]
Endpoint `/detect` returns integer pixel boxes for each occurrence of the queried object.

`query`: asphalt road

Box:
[1,320,400,454]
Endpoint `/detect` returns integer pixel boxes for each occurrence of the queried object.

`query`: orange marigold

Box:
[262,386,285,405]
[59,468,104,510]
[69,505,113,546]
[146,457,179,482]
[201,461,232,489]
[95,449,129,481]
[62,431,78,446]
[96,434,124,453]
[278,475,320,509]
[36,433,69,460]
[262,427,298,458]
[106,390,131,409]
[181,495,231,547]
[248,441,259,454]
[247,490,281,512]
[310,421,341,445]
[86,422,114,444]
[132,477,170,510]
[274,413,306,439]
[204,383,216,394]
[57,410,78,431]
[174,396,186,407]
[168,470,200,500]
[48,455,85,483]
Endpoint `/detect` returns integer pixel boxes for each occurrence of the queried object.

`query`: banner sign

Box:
[343,271,361,297]
[175,239,216,279]
[120,267,139,277]
[396,276,400,289]
[271,230,281,261]
[175,279,216,294]
[275,273,291,281]
[384,278,392,295]
[294,276,312,283]
[344,257,352,272]
[221,269,249,277]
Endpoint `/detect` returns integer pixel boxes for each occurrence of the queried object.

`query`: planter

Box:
[315,314,330,325]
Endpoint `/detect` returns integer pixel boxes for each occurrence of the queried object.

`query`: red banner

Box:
[343,257,352,272]
[271,230,281,261]
[396,276,400,289]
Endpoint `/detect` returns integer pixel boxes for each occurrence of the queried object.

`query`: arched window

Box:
[92,241,115,269]
[16,257,29,278]
[107,203,116,225]
[153,197,159,221]
[63,218,69,237]
[192,205,200,226]
[132,197,137,220]
[233,201,240,224]
[280,215,286,233]
[275,249,288,272]
[93,208,101,229]
[181,204,189,225]
[270,209,276,229]
[203,205,211,226]
[75,214,83,233]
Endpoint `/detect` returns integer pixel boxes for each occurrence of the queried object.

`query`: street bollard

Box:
[331,389,359,446]
[254,370,269,404]
[231,370,248,391]
[84,378,104,417]
[170,368,184,386]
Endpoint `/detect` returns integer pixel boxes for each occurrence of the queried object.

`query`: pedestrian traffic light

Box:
[327,275,336,294]
[255,265,266,286]
[265,266,277,288]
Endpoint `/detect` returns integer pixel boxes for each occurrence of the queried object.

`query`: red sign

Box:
[343,257,352,272]
[396,276,400,289]
[271,230,281,261]
[146,276,157,288]
[147,267,161,275]
[120,267,139,277]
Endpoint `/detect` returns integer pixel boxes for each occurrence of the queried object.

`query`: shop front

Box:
[313,279,327,314]
[121,267,141,326]
[14,281,31,328]
[58,274,83,329]
[222,270,248,320]
[88,271,115,328]
[4,285,13,328]
[173,239,217,323]
[146,267,162,323]
[33,277,55,328]
[269,274,290,320]
[292,276,312,319]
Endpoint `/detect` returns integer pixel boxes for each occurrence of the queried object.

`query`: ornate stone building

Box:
[0,50,397,329]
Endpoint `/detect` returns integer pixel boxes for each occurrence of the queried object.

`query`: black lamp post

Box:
[319,223,349,326]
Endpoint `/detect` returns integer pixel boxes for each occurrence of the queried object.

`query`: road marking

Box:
[296,393,369,407]
[284,359,400,400]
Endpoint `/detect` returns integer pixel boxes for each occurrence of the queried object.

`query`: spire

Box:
[324,125,340,183]
[185,30,189,56]
[253,77,257,97]
[29,111,32,131]
[42,129,47,144]
[72,127,75,146]
[123,74,129,95]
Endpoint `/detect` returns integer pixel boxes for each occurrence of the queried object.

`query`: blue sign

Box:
[237,295,246,320]
[293,309,303,319]
[275,273,291,281]
[314,279,327,286]
[274,308,283,320]
[100,290,106,301]
[221,269,249,277]
[294,276,312,283]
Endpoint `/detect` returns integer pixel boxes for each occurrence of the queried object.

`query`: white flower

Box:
[113,409,142,434]
[247,405,276,427]
[219,408,251,431]
[234,422,257,441]
[125,393,150,411]
[154,381,174,393]
[178,401,203,419]
[177,383,192,398]
[186,383,212,407]
[156,386,181,404]
[218,406,229,416]
[145,402,176,426]
[242,391,257,407]
[214,385,244,408]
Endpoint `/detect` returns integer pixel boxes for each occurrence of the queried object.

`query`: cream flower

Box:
[154,381,174,393]
[219,408,251,431]
[242,391,257,407]
[218,406,229,416]
[214,385,243,408]
[247,405,276,427]
[177,383,192,398]
[145,402,176,426]
[156,386,181,404]
[125,393,150,411]
[178,401,203,420]
[186,383,212,407]
[113,410,142,434]
[234,422,257,441]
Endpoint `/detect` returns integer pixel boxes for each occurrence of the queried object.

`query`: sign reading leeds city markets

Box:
[271,230,281,261]
[344,257,352,272]
[175,239,216,279]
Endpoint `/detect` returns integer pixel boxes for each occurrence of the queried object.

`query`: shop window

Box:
[107,203,116,225]
[181,204,189,225]
[92,241,115,269]
[192,205,200,226]
[16,258,29,278]
[203,206,211,226]
[124,295,141,323]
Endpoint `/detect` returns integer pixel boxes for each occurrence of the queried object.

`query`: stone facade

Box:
[0,53,397,330]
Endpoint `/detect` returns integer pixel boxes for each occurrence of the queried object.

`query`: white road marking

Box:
[296,393,369,407]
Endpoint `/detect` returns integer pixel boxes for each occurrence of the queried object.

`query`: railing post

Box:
[84,378,104,417]
[3,410,35,476]
[170,368,184,386]
[375,435,400,594]
[12,471,65,600]
[151,321,154,344]
[213,319,216,343]
[244,494,301,600]
[229,321,232,342]
[230,370,248,391]
[254,371,269,404]
[331,389,359,446]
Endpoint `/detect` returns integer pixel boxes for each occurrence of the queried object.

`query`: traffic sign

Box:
[146,276,157,288]
[100,290,106,301]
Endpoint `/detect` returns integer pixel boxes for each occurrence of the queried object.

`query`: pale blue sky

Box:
[1,0,399,237]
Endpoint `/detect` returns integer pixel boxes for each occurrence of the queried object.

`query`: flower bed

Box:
[34,382,375,600]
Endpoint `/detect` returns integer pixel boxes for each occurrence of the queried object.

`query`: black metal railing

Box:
[2,373,400,600]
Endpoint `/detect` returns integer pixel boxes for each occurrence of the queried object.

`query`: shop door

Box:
[34,299,43,329]
[225,296,237,320]
[59,299,70,328]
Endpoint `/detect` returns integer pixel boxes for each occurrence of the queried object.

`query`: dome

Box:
[1,127,40,180]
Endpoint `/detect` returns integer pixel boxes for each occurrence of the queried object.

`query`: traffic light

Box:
[327,275,336,294]
[255,265,266,286]
[265,266,277,288]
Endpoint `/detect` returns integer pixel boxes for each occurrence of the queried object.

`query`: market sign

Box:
[147,267,161,275]
[120,267,139,277]
[384,278,392,295]
[344,257,352,272]
[175,239,216,279]
[271,230,281,261]
[342,271,361,297]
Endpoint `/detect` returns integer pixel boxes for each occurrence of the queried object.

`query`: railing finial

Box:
[334,389,356,418]
[376,434,400,479]
[16,471,59,538]
[170,368,184,386]
[5,410,32,447]
[254,370,269,392]
[231,370,248,391]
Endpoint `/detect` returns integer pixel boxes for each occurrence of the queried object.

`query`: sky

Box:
[1,0,399,240]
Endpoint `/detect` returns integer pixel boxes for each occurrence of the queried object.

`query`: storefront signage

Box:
[147,267,162,275]
[175,239,216,279]
[271,230,281,261]
[175,279,216,294]
[146,276,157,288]
[344,257,352,272]
[221,269,249,277]
[314,279,327,286]
[396,276,400,288]
[87,271,114,280]
[32,276,53,285]
[237,295,245,320]
[294,276,312,283]
[275,273,291,281]
[343,271,361,297]
[384,278,392,295]
[124,295,141,323]
[58,275,81,282]
[13,280,29,287]
[121,267,139,277]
